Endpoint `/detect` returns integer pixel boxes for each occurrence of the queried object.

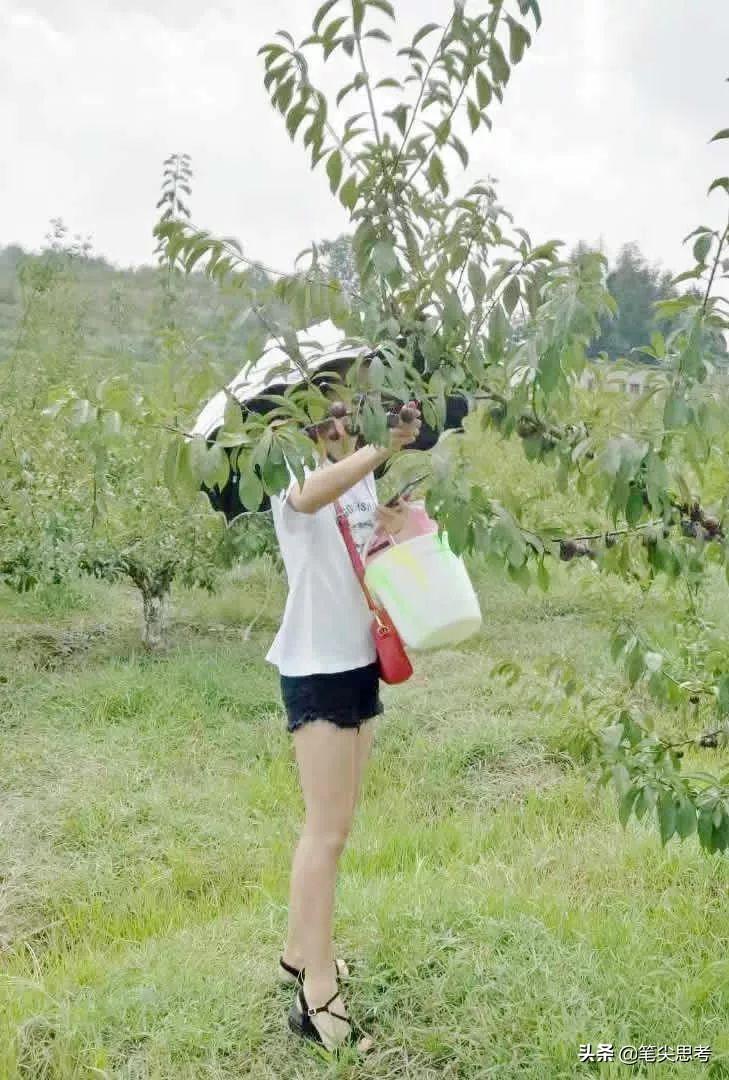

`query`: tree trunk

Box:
[141,589,168,650]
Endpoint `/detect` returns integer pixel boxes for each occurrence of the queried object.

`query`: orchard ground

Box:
[2,490,729,1078]
[1,565,729,1071]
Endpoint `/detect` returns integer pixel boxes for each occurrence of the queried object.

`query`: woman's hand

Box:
[375,499,410,536]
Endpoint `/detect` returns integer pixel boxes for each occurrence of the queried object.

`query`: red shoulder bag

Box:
[334,500,413,686]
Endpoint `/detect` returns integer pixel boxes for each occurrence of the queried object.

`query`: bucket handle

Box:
[363,523,397,566]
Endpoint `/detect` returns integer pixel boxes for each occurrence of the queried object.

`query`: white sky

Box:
[1,0,728,276]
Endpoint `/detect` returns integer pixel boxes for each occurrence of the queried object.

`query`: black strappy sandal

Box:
[288,984,373,1054]
[278,955,349,986]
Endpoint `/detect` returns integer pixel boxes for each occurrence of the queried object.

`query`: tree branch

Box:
[354,21,382,146]
[702,214,729,313]
[391,15,455,175]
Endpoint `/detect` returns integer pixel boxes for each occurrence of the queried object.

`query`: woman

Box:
[265,398,422,1054]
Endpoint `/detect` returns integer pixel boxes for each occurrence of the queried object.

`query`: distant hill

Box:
[0,241,268,369]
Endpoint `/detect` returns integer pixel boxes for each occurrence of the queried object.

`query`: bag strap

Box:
[334,499,382,619]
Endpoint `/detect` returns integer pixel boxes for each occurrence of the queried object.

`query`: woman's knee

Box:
[302,820,352,858]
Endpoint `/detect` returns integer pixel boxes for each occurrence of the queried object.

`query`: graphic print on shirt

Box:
[340,493,377,560]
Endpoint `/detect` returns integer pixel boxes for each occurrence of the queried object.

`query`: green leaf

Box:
[634,787,649,821]
[365,28,391,43]
[536,557,550,592]
[238,467,264,511]
[508,19,531,63]
[475,69,492,109]
[175,440,196,494]
[258,42,287,63]
[537,343,560,395]
[426,152,446,192]
[282,449,305,490]
[675,799,697,840]
[368,0,395,18]
[517,0,542,27]
[612,763,631,798]
[528,240,562,262]
[449,134,469,168]
[313,0,340,32]
[201,444,230,490]
[326,149,343,193]
[503,276,520,316]
[710,128,729,142]
[670,268,702,286]
[412,22,440,47]
[351,0,365,31]
[336,81,356,106]
[339,174,359,211]
[434,117,451,145]
[489,302,509,355]
[187,436,210,486]
[698,807,714,850]
[372,239,399,276]
[645,452,669,513]
[708,177,729,196]
[262,455,291,496]
[275,77,294,113]
[467,99,481,132]
[489,39,510,84]
[445,504,471,555]
[507,561,531,591]
[625,485,643,527]
[387,103,409,135]
[693,233,712,264]
[184,241,210,273]
[303,118,324,150]
[468,261,486,302]
[285,101,308,139]
[375,77,401,90]
[626,642,645,686]
[658,790,677,846]
[715,812,729,853]
[619,787,637,828]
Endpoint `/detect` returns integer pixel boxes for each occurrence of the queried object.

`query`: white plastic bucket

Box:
[364,531,482,650]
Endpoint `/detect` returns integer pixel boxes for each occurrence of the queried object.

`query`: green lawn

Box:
[2,559,729,1078]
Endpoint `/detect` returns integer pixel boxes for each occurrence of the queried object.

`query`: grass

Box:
[2,559,729,1079]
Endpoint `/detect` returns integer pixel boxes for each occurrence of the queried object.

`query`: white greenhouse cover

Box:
[191,319,370,439]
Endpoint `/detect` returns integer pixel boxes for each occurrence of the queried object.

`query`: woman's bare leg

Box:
[283,719,377,1047]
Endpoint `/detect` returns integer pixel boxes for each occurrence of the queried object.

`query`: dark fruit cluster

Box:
[304,398,420,441]
[677,501,725,543]
[387,402,420,428]
[516,416,540,439]
[559,540,595,562]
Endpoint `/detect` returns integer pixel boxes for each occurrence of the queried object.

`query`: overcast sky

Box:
[1,0,728,277]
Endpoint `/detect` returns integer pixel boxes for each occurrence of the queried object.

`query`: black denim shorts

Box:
[280,661,384,734]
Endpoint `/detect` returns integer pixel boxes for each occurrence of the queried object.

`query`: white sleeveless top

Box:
[265,462,378,676]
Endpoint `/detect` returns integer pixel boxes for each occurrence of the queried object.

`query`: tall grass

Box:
[2,538,729,1076]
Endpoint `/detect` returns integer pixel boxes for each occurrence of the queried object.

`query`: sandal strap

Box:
[279,957,301,979]
[300,986,344,1019]
[280,956,346,980]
